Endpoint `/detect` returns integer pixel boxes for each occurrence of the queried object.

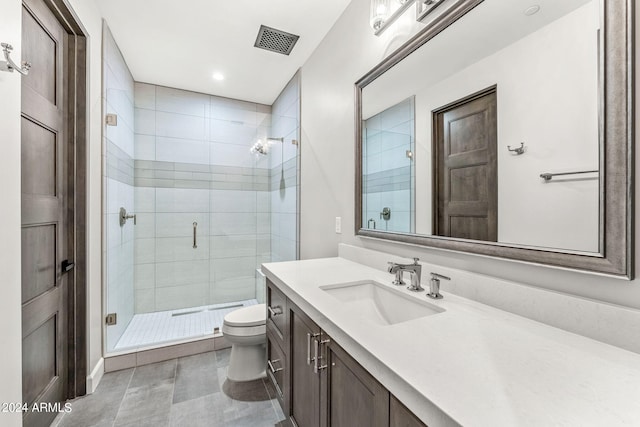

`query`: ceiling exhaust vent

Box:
[254,25,300,56]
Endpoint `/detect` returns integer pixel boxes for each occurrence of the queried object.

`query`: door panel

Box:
[21,0,69,425]
[434,88,497,241]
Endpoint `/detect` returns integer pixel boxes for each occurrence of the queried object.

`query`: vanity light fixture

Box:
[212,72,224,81]
[371,0,448,36]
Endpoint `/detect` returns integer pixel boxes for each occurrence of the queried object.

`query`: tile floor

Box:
[53,348,286,427]
[115,299,259,350]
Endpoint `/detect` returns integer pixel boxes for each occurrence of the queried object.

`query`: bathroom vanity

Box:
[262,256,640,427]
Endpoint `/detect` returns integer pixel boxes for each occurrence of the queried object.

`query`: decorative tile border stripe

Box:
[364,166,411,193]
[106,140,134,186]
[134,160,270,190]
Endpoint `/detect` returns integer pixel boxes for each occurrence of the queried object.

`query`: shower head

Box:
[250,140,270,155]
[249,137,285,156]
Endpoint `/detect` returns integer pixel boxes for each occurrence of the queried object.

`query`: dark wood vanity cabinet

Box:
[266,279,427,427]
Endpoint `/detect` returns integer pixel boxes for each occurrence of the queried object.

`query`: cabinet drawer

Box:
[267,332,287,402]
[267,281,287,343]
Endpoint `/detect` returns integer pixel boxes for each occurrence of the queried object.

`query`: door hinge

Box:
[105,313,117,326]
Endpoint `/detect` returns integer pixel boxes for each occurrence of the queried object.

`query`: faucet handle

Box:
[430,272,450,281]
[413,257,420,264]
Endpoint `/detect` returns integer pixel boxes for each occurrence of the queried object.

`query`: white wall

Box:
[300,0,640,311]
[0,0,25,424]
[0,0,103,421]
[413,3,599,251]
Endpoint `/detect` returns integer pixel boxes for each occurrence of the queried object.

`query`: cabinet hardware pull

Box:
[268,305,283,317]
[306,332,319,365]
[313,338,331,373]
[268,359,283,373]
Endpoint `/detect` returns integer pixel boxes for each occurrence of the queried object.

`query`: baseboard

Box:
[104,334,231,373]
[86,357,104,394]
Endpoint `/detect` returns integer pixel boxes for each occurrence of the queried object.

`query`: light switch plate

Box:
[335,217,342,234]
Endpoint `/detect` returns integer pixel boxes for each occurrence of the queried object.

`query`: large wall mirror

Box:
[355,0,633,278]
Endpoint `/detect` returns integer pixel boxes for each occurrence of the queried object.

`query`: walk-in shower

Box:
[102,24,300,354]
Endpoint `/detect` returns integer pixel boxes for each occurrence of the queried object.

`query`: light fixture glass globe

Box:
[370,0,391,31]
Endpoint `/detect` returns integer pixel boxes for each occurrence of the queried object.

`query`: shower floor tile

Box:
[115,299,259,350]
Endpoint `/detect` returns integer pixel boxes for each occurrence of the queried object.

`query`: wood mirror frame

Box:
[354,0,634,278]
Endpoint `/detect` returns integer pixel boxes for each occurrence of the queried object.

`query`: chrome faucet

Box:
[387,258,423,292]
[427,272,450,299]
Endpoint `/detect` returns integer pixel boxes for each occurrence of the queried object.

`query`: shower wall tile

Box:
[210,277,255,305]
[135,289,155,314]
[135,187,156,213]
[135,264,155,290]
[210,213,257,235]
[156,137,209,165]
[210,97,259,124]
[210,235,257,259]
[257,213,270,235]
[156,86,210,117]
[156,283,209,312]
[155,237,209,263]
[210,190,257,213]
[210,142,261,168]
[135,108,156,135]
[155,188,209,213]
[209,119,257,145]
[134,238,156,264]
[155,260,209,288]
[212,256,256,282]
[134,82,156,109]
[132,83,281,313]
[156,111,207,141]
[135,134,156,161]
[156,213,209,238]
[134,213,155,239]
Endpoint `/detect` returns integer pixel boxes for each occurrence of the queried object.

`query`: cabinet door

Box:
[390,395,427,427]
[267,331,288,414]
[289,302,322,427]
[321,340,389,427]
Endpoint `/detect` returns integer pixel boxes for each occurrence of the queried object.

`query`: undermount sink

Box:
[320,280,444,326]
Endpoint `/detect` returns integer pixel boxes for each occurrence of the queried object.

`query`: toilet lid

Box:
[223,304,266,327]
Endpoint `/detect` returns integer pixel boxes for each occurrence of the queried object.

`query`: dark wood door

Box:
[433,87,497,241]
[21,0,70,425]
[289,303,322,427]
[321,339,389,427]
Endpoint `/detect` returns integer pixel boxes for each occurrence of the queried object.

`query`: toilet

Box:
[222,303,267,382]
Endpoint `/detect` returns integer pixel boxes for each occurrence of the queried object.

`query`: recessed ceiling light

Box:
[212,72,224,81]
[524,5,541,16]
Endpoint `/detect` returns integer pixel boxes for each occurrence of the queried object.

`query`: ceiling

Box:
[96,0,352,105]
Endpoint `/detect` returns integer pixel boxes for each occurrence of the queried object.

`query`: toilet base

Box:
[226,340,267,382]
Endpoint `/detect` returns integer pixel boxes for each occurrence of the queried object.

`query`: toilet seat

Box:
[223,304,266,328]
[222,324,266,337]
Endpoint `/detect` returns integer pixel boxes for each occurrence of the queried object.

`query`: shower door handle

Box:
[193,222,197,248]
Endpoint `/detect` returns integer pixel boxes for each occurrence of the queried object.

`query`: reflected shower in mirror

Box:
[361,0,600,253]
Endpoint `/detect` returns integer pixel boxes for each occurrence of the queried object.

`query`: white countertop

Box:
[262,257,640,427]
